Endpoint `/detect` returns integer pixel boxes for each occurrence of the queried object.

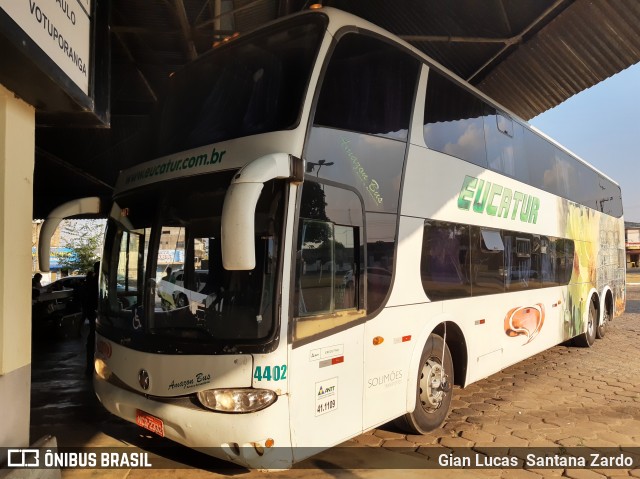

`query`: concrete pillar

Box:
[0,83,35,458]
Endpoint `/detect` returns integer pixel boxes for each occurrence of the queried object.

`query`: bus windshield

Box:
[99,171,285,353]
[155,14,327,157]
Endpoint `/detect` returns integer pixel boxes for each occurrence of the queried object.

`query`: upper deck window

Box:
[155,15,327,156]
[314,33,419,140]
[423,69,488,167]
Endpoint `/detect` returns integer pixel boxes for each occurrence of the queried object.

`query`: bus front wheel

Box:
[395,333,454,434]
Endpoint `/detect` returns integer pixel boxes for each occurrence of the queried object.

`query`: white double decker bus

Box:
[39,6,625,468]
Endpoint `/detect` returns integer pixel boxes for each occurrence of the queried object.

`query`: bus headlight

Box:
[197,388,277,413]
[94,358,112,380]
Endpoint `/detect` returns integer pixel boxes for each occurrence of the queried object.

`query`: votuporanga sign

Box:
[0,0,91,94]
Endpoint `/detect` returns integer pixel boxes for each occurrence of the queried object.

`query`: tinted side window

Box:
[365,212,396,312]
[557,238,575,284]
[421,221,471,300]
[424,70,488,167]
[484,109,530,185]
[315,33,419,139]
[536,236,575,286]
[470,228,505,296]
[305,128,406,213]
[504,233,541,291]
[485,109,515,176]
[296,221,359,316]
[523,128,623,218]
[421,220,574,301]
[577,166,599,210]
[524,129,555,196]
[596,177,623,217]
[540,236,558,286]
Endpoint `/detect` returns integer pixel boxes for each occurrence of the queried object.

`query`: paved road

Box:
[28,286,640,478]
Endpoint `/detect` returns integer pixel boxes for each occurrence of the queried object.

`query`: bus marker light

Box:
[372,336,384,345]
[402,335,411,342]
[331,356,344,365]
[475,319,486,325]
[265,438,275,448]
[96,339,112,358]
[309,3,323,9]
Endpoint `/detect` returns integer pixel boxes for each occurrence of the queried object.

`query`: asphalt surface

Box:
[27,283,640,478]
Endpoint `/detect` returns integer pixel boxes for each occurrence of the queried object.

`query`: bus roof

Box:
[116,6,619,196]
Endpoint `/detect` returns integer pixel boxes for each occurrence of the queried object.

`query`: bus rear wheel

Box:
[574,300,597,347]
[395,333,453,434]
[596,305,609,339]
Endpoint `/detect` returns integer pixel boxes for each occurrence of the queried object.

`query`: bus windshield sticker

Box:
[320,344,344,359]
[315,377,338,416]
[458,175,540,224]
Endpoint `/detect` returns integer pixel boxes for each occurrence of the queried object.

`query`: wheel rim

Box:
[419,358,447,412]
[588,305,595,336]
[599,309,610,334]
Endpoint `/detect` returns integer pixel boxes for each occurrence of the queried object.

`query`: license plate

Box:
[136,409,165,437]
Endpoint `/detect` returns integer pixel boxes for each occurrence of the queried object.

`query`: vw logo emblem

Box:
[138,369,150,390]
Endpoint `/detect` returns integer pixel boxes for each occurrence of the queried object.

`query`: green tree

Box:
[54,220,106,273]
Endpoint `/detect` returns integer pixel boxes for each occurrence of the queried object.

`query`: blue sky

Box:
[530,62,640,223]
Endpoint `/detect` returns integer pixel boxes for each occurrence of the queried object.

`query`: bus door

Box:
[288,183,366,454]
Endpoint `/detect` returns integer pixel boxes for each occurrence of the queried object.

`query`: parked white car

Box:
[157,269,209,310]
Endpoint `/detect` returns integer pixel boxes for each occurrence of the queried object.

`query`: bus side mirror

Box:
[38,197,101,272]
[221,153,303,270]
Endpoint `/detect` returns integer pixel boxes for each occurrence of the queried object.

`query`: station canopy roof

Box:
[33,0,640,218]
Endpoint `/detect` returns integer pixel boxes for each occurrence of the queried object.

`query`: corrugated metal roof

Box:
[104,0,640,121]
[479,0,640,119]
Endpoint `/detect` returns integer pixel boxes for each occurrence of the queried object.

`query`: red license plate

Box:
[136,409,165,437]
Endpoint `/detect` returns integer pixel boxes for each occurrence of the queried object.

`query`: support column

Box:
[0,83,35,457]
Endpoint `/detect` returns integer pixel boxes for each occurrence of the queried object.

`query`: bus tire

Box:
[596,306,609,339]
[574,299,597,347]
[395,333,453,434]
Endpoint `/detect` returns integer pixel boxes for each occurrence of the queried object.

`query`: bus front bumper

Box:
[93,373,293,469]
